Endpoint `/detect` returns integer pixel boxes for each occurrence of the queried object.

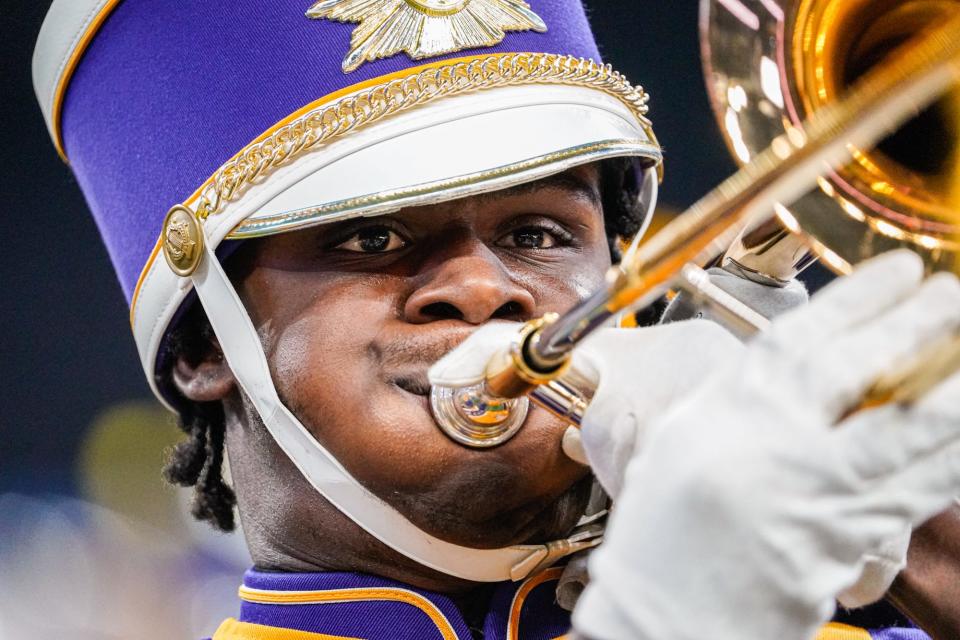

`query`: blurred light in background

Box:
[0,402,249,639]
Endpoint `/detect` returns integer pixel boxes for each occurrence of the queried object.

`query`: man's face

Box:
[220,165,614,585]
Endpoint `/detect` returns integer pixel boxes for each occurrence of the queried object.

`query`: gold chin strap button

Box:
[162,205,204,277]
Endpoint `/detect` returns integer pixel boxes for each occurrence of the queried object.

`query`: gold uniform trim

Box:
[187,52,655,223]
[813,622,874,640]
[227,570,569,640]
[213,618,360,639]
[237,586,460,640]
[211,575,868,640]
[50,0,125,161]
[506,566,565,640]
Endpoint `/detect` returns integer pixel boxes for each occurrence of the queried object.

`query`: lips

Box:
[392,374,432,413]
[380,328,477,399]
[392,374,431,397]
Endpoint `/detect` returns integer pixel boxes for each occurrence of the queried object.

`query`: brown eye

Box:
[499,227,559,249]
[335,226,408,253]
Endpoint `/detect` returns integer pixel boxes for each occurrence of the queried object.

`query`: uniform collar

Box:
[212,568,571,640]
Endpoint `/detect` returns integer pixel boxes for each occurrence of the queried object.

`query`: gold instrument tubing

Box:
[853,333,960,417]
[488,12,960,398]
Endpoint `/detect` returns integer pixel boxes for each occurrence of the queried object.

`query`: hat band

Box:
[182,52,655,223]
[131,53,658,324]
[231,138,655,239]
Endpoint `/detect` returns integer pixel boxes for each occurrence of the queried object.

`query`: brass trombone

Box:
[429,1,960,448]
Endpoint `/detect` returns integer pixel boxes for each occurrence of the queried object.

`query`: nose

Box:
[404,240,536,325]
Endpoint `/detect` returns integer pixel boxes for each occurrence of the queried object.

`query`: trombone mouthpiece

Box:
[428,315,569,448]
[429,382,530,448]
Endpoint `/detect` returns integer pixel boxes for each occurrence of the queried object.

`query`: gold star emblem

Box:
[307,0,547,72]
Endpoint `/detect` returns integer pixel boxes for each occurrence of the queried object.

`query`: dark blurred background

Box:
[0,2,744,499]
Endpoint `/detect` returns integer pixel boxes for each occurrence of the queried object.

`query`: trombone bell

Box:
[702,0,960,274]
[430,2,960,449]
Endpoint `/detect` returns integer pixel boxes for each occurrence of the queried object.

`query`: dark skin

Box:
[172,163,960,630]
[886,505,960,639]
[172,165,610,592]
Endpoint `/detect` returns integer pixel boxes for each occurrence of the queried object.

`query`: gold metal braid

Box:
[190,53,655,219]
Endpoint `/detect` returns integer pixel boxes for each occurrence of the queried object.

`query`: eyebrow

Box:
[479,169,602,207]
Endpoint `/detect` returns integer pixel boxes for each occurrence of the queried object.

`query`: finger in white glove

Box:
[577,321,743,498]
[574,250,960,640]
[662,266,809,327]
[838,525,911,609]
[428,321,521,388]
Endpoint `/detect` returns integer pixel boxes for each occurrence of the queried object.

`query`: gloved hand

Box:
[602,269,902,608]
[574,322,743,498]
[573,250,960,640]
[662,266,903,609]
[429,319,745,499]
[576,268,808,497]
[837,525,911,609]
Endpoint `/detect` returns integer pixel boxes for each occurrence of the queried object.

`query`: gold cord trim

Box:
[188,53,655,221]
[130,53,658,325]
[230,139,656,238]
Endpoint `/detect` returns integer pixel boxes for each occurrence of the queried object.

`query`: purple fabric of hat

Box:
[36,0,661,409]
[56,0,601,303]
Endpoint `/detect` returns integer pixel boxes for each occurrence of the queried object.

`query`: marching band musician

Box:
[31,1,960,639]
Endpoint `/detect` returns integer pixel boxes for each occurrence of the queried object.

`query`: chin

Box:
[382,443,592,548]
[295,381,593,549]
[456,473,595,548]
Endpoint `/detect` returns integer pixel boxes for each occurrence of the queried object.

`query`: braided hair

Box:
[161,314,237,531]
[162,158,654,532]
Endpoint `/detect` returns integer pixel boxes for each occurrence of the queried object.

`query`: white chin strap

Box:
[621,168,659,264]
[190,238,602,582]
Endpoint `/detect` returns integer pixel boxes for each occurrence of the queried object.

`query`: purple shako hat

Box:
[33,0,664,584]
[34,0,662,408]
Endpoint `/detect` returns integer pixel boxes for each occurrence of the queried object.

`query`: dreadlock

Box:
[162,157,653,532]
[161,309,237,531]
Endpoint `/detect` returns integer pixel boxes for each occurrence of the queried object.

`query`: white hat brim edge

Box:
[133,84,662,410]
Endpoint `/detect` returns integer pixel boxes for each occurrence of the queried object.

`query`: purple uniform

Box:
[205,569,930,640]
[210,568,572,640]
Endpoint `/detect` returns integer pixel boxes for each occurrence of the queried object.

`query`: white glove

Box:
[580,270,808,498]
[837,525,911,609]
[599,272,904,608]
[573,250,960,640]
[428,320,522,389]
[575,322,743,498]
[664,265,904,609]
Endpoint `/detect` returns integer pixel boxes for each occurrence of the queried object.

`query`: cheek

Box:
[515,249,611,312]
[272,302,380,405]
[260,273,449,486]
[266,274,397,420]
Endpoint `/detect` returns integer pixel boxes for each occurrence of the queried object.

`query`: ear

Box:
[171,338,236,403]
